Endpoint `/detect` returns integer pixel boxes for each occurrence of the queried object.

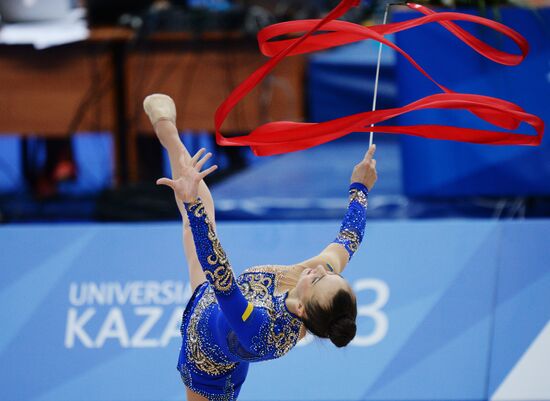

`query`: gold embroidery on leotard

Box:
[185,266,305,376]
[238,268,304,357]
[188,199,207,217]
[336,229,360,253]
[186,288,237,376]
[205,265,233,293]
[202,215,233,293]
[266,311,301,357]
[349,188,368,207]
[239,273,272,308]
[243,265,304,295]
[187,198,235,294]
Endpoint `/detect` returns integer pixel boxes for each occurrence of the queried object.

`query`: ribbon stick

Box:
[214,1,544,156]
[370,2,403,147]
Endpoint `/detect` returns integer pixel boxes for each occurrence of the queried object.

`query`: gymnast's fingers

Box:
[198,165,218,180]
[156,177,175,189]
[364,144,376,162]
[195,152,213,171]
[191,148,206,166]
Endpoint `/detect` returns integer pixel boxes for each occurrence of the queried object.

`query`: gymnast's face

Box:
[295,265,351,312]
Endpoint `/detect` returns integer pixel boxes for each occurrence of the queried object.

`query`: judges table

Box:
[0,28,305,184]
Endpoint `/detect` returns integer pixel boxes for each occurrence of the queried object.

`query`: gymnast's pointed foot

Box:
[143,93,177,127]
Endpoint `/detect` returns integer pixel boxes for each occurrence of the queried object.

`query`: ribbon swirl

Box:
[215,1,544,156]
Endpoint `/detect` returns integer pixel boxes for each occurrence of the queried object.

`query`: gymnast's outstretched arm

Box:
[157,149,270,355]
[297,144,377,274]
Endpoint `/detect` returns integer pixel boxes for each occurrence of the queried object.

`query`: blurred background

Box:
[0,0,549,400]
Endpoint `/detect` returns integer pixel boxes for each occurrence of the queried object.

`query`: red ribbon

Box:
[215,1,544,156]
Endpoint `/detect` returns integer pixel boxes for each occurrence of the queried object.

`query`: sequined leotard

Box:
[177,183,368,401]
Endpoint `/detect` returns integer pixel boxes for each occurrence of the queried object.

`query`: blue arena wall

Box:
[393,8,550,197]
[1,219,549,401]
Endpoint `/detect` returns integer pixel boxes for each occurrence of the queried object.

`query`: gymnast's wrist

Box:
[183,197,203,212]
[349,182,369,195]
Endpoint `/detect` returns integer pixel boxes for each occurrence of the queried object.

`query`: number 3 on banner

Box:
[296,278,389,347]
[353,279,389,347]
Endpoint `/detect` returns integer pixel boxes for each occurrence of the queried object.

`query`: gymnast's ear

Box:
[295,301,306,319]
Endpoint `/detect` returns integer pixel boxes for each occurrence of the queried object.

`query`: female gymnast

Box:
[143,94,377,401]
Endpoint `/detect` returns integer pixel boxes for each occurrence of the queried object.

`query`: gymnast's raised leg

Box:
[144,95,213,401]
[143,94,217,293]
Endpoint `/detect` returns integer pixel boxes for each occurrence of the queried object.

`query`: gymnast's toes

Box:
[143,93,177,126]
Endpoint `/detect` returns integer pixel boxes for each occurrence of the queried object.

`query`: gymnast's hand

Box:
[156,148,218,203]
[350,144,377,190]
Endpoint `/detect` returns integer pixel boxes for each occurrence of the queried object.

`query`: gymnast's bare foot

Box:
[143,93,177,127]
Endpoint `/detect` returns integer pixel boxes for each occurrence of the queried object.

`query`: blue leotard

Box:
[177,183,368,400]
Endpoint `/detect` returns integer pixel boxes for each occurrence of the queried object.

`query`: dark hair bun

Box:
[329,316,357,348]
[302,288,357,348]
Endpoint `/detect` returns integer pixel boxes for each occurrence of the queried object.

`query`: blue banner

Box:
[1,219,549,401]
